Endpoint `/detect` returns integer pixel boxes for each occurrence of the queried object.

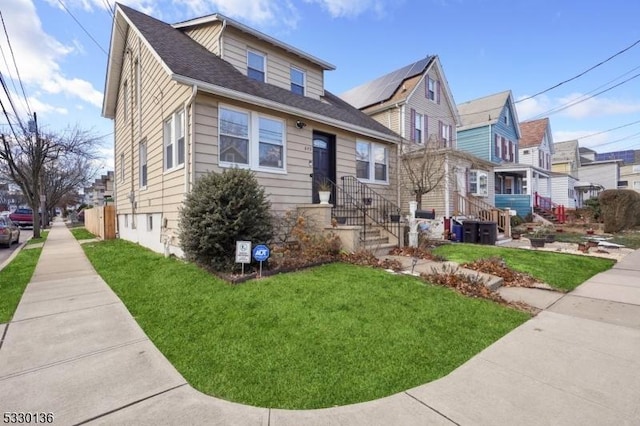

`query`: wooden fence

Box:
[84,205,116,240]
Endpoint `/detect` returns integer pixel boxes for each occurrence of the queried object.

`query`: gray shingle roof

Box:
[116,4,399,140]
[457,90,512,130]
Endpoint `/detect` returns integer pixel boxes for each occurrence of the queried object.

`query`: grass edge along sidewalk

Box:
[433,243,615,292]
[0,231,48,323]
[82,238,530,410]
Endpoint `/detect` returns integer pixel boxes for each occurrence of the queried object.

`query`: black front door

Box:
[312,132,336,203]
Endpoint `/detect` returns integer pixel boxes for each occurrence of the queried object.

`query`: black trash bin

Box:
[478,221,497,245]
[462,220,479,243]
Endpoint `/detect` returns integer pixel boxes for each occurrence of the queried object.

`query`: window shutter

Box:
[410,108,416,142]
[495,134,499,158]
[425,76,430,99]
[509,140,514,161]
[439,120,443,144]
[436,80,441,104]
[502,137,507,160]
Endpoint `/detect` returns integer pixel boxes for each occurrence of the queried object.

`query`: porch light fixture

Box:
[296,120,307,129]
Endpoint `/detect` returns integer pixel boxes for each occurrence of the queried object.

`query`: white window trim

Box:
[470,169,489,197]
[290,66,306,95]
[427,77,436,102]
[247,49,266,82]
[414,112,424,144]
[218,104,287,175]
[163,109,185,173]
[356,140,390,185]
[139,140,147,189]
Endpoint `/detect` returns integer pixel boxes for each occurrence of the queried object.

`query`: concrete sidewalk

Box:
[1,221,639,425]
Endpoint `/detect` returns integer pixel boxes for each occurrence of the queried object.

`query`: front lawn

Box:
[26,230,49,245]
[82,239,529,409]
[0,249,42,322]
[433,244,615,291]
[70,227,96,240]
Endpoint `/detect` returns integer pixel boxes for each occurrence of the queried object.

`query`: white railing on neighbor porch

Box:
[454,192,511,236]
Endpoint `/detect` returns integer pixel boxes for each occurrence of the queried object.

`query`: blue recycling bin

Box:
[451,224,463,242]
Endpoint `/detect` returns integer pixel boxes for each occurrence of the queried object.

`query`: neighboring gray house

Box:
[578,147,622,192]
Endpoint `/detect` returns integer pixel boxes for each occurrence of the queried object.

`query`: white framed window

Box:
[290,66,305,95]
[495,135,501,159]
[427,77,436,101]
[219,105,285,172]
[504,110,509,125]
[414,112,423,143]
[441,122,450,147]
[247,49,266,82]
[163,109,185,171]
[356,140,388,184]
[634,180,640,189]
[139,139,147,188]
[633,165,640,173]
[119,153,125,182]
[469,169,488,197]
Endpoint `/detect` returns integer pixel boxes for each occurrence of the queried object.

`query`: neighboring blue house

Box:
[456,90,552,218]
[456,90,520,164]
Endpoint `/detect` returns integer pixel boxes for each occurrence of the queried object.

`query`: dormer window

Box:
[290,66,305,95]
[247,50,266,82]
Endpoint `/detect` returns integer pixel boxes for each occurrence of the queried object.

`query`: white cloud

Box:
[516,93,640,121]
[1,0,103,119]
[304,0,385,17]
[556,93,640,119]
[172,0,299,28]
[553,130,608,147]
[514,95,553,121]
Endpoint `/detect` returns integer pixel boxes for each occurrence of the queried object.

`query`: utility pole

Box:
[29,112,45,237]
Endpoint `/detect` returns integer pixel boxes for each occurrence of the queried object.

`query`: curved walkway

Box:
[1,221,639,425]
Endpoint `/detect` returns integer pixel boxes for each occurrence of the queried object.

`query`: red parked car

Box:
[9,208,35,228]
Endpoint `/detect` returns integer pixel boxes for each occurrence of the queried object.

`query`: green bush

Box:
[510,215,524,227]
[179,169,273,272]
[584,197,602,222]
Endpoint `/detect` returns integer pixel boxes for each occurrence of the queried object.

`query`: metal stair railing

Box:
[534,192,566,223]
[331,176,402,239]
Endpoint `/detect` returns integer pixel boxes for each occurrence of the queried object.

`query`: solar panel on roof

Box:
[340,57,432,109]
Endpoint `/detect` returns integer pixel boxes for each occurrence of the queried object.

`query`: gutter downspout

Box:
[184,85,197,195]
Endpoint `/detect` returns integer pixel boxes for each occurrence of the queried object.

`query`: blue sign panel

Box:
[252,244,270,262]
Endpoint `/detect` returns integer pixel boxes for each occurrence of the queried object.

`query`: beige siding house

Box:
[102,4,400,256]
[340,57,495,219]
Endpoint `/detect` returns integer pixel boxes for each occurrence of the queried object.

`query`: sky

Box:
[2,0,640,174]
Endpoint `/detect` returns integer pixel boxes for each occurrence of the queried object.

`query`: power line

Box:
[530,71,640,119]
[56,0,108,55]
[0,10,31,118]
[516,37,640,104]
[577,119,640,140]
[530,64,640,120]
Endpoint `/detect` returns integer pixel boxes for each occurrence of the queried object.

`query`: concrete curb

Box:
[0,240,32,273]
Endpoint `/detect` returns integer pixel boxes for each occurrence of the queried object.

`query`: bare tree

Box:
[43,154,98,219]
[0,118,101,237]
[400,135,449,209]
